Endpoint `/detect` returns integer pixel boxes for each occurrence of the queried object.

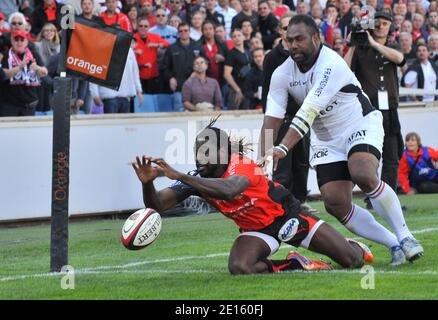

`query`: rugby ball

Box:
[121,208,162,250]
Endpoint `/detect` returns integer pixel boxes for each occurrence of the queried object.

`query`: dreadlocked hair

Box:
[198,114,253,156]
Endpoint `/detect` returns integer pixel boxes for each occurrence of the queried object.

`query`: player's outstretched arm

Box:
[152,158,250,201]
[132,156,181,212]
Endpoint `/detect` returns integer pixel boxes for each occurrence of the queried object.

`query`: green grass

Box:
[0,194,437,300]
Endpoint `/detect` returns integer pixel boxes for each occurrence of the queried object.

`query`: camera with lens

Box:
[350,16,379,47]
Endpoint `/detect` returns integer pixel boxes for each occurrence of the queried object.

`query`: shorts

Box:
[309,110,384,168]
[239,206,324,257]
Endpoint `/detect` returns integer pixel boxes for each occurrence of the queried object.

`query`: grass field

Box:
[0,194,437,300]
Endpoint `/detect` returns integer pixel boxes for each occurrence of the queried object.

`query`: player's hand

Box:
[272,147,286,172]
[132,156,161,184]
[257,147,286,177]
[151,158,182,180]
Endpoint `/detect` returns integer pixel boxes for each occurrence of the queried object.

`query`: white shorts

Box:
[309,110,384,167]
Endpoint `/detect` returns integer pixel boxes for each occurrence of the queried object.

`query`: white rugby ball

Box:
[121,208,162,250]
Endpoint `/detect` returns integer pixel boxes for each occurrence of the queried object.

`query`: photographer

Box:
[344,11,406,204]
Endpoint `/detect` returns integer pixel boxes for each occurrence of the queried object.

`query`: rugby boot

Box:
[285,251,334,271]
[389,245,406,266]
[400,237,424,262]
[347,239,374,264]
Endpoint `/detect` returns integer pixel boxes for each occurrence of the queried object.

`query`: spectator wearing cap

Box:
[206,0,226,27]
[3,12,42,62]
[216,0,238,39]
[150,8,178,45]
[258,0,278,50]
[231,0,258,33]
[182,56,223,111]
[160,22,206,111]
[402,44,438,102]
[134,17,170,96]
[0,30,48,117]
[31,0,62,37]
[100,0,132,32]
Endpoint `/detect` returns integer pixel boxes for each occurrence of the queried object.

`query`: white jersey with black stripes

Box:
[265,45,374,142]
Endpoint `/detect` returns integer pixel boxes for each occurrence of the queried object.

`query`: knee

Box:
[351,171,379,192]
[323,196,350,219]
[228,260,254,275]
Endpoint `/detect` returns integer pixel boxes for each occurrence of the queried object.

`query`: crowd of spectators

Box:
[1,0,438,116]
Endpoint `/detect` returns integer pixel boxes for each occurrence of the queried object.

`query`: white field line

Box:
[1,227,437,283]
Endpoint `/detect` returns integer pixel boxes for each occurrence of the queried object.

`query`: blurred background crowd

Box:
[0,0,437,116]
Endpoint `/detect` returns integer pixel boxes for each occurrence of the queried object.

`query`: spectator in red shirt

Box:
[199,20,228,87]
[139,0,156,28]
[100,0,132,32]
[0,12,9,33]
[134,17,170,94]
[30,0,62,36]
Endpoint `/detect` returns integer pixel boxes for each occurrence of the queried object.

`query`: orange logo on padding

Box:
[66,23,116,80]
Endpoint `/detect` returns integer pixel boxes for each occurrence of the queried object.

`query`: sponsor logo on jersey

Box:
[314,68,332,97]
[312,148,329,160]
[289,80,309,87]
[278,218,299,242]
[348,129,367,144]
[319,100,337,116]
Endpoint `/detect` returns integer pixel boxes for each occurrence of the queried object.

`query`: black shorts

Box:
[240,205,323,254]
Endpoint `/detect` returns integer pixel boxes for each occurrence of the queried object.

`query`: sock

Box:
[342,204,399,249]
[262,258,304,273]
[367,181,414,242]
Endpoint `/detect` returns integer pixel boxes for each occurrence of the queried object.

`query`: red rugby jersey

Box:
[206,153,285,230]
